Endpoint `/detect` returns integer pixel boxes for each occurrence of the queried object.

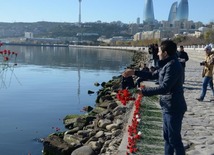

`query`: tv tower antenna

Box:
[79,0,82,24]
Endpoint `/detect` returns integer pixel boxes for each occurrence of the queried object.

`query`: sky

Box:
[0,0,213,24]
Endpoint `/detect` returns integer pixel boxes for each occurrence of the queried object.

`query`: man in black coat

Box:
[177,45,189,84]
[122,40,187,155]
[153,43,159,67]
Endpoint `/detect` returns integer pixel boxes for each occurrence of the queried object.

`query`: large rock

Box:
[43,135,78,155]
[98,119,112,128]
[106,123,120,131]
[71,145,95,155]
[63,134,81,146]
[64,116,95,129]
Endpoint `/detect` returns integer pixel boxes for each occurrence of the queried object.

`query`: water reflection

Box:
[3,46,133,70]
[0,64,20,89]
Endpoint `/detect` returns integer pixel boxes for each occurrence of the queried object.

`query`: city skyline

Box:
[0,0,213,24]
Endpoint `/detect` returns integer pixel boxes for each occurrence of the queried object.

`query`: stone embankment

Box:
[43,78,130,155]
[43,79,130,155]
[69,45,146,52]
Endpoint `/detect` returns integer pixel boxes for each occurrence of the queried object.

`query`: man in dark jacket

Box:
[122,40,187,155]
[177,45,189,83]
[153,43,159,67]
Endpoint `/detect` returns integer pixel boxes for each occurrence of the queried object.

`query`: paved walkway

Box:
[118,49,214,155]
[182,49,214,155]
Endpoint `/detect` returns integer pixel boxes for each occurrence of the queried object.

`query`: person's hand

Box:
[122,69,135,78]
[178,58,185,62]
[136,88,143,96]
[180,58,186,62]
[200,61,206,66]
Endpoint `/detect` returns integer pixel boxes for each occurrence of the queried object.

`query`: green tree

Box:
[204,30,214,44]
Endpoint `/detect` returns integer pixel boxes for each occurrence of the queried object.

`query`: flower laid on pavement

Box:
[117,86,145,154]
[116,89,136,105]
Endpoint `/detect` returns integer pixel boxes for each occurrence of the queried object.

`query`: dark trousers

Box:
[200,76,214,100]
[163,112,185,155]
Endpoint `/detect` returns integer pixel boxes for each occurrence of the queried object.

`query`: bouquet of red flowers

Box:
[116,89,136,106]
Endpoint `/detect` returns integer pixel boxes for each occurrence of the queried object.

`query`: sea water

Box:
[0,45,133,155]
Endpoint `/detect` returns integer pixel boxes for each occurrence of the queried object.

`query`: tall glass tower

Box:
[144,0,155,23]
[176,0,189,21]
[168,2,178,24]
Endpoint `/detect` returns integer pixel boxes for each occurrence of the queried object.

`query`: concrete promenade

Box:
[118,48,214,155]
[69,45,205,53]
[181,49,214,155]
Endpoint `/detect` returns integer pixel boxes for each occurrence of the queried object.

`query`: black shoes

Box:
[210,98,214,102]
[196,98,203,101]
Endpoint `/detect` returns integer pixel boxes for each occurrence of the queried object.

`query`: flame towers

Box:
[144,0,155,23]
[168,0,189,23]
[177,0,189,21]
[168,2,178,24]
[142,0,189,25]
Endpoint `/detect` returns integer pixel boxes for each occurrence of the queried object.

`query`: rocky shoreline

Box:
[43,51,148,155]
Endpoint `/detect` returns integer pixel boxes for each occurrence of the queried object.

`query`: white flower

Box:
[138,131,142,135]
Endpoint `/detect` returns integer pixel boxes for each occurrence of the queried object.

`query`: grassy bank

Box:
[137,96,164,155]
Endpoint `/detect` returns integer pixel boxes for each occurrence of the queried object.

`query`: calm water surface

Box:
[0,45,133,155]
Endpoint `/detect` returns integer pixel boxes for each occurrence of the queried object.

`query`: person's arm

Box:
[135,70,158,80]
[206,54,214,65]
[204,55,214,67]
[140,63,180,96]
[185,52,189,61]
[122,68,159,79]
[122,69,135,77]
